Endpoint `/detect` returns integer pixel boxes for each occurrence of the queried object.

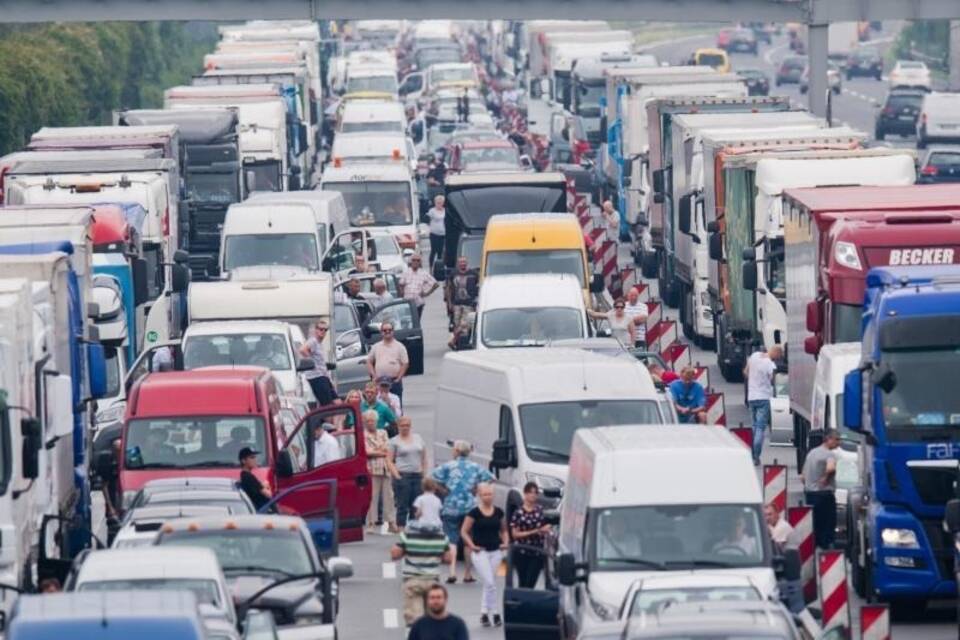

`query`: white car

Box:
[368,229,408,273]
[111,504,231,548]
[769,371,792,445]
[889,59,932,91]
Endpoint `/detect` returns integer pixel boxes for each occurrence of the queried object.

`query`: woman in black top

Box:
[461,483,508,628]
[509,482,550,588]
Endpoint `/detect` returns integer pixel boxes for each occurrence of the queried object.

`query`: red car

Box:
[716,28,733,50]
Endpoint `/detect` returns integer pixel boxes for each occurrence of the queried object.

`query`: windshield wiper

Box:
[225,565,294,577]
[669,559,739,568]
[524,445,568,461]
[600,558,667,570]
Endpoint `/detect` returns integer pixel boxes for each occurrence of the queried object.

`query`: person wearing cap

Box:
[399,254,439,319]
[238,447,271,511]
[377,376,403,416]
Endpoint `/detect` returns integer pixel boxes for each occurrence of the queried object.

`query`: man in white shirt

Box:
[312,425,342,468]
[623,286,648,348]
[601,200,621,244]
[371,278,394,309]
[744,345,782,465]
[764,504,794,550]
[426,195,446,268]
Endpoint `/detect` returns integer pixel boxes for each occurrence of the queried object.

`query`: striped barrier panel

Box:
[730,426,753,449]
[646,319,677,355]
[763,464,788,514]
[644,300,662,332]
[787,506,816,603]
[705,391,726,426]
[860,604,890,640]
[620,268,638,296]
[661,341,690,370]
[817,549,850,633]
[565,176,576,212]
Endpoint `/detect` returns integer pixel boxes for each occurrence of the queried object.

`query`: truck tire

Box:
[641,251,658,279]
[680,288,696,342]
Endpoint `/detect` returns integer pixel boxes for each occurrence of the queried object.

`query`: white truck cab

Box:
[474,274,588,350]
[344,63,399,97]
[337,100,406,135]
[244,190,351,257]
[220,202,324,276]
[330,131,415,174]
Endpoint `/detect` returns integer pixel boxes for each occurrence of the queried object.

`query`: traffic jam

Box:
[0,15,958,640]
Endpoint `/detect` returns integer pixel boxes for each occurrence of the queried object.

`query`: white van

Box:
[557,425,776,638]
[220,202,322,276]
[344,64,399,97]
[330,131,415,173]
[435,348,666,511]
[474,274,587,350]
[244,190,351,257]
[338,100,406,135]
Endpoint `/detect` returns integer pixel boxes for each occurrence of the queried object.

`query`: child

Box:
[413,476,443,527]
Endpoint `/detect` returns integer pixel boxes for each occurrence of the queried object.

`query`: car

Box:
[775,55,807,85]
[716,28,733,50]
[736,68,770,96]
[692,48,731,73]
[799,61,842,95]
[727,28,758,55]
[367,229,407,273]
[746,22,773,44]
[154,514,354,637]
[889,59,932,90]
[111,504,232,548]
[874,89,925,139]
[917,92,960,148]
[918,146,960,183]
[122,477,257,514]
[623,600,803,639]
[449,138,525,173]
[845,47,883,80]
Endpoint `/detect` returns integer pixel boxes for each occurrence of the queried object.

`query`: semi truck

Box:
[843,265,960,611]
[570,54,657,149]
[779,184,960,465]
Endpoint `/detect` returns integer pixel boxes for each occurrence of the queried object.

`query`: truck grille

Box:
[920,518,954,580]
[908,466,956,505]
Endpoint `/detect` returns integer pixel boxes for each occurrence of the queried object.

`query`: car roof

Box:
[158,514,311,536]
[77,547,222,581]
[628,601,793,636]
[125,504,233,522]
[143,477,239,491]
[183,320,292,337]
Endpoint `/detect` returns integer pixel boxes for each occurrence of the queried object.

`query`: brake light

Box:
[921,165,939,176]
[882,107,894,116]
[334,157,343,168]
[392,148,401,160]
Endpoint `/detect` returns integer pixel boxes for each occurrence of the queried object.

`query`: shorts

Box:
[442,514,464,545]
[452,305,473,330]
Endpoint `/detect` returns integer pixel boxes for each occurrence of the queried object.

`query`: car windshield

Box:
[899,60,924,69]
[592,505,766,569]
[186,172,240,205]
[881,346,960,437]
[78,579,221,607]
[575,81,605,117]
[159,530,314,576]
[928,152,960,170]
[223,234,318,271]
[784,57,806,69]
[125,417,267,469]
[432,67,474,83]
[346,75,398,94]
[325,181,413,226]
[341,120,404,134]
[462,146,519,169]
[481,307,583,347]
[697,53,726,68]
[372,235,400,255]
[832,303,863,343]
[887,94,923,110]
[458,236,483,269]
[143,493,253,514]
[519,400,662,462]
[184,333,290,372]
[629,586,761,615]
[484,249,585,285]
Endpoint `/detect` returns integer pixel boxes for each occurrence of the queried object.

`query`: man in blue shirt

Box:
[669,367,707,424]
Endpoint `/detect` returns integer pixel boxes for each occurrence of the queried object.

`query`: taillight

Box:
[882,107,894,116]
[921,165,938,176]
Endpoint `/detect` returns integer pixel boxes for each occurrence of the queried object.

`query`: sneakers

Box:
[480,614,491,628]
[493,614,502,627]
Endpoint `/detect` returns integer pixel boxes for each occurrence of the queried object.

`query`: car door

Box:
[364,299,424,375]
[333,302,370,394]
[124,342,183,392]
[275,403,370,545]
[502,546,560,640]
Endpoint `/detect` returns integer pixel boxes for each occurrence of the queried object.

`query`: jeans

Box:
[393,472,422,526]
[805,490,837,549]
[307,375,336,407]
[513,552,544,588]
[428,233,445,267]
[471,549,503,614]
[749,399,771,464]
[390,380,404,405]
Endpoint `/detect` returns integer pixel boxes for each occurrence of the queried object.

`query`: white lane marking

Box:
[382,561,397,579]
[383,608,399,629]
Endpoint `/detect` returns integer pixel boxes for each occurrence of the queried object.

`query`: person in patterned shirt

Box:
[509,482,551,588]
[399,253,439,319]
[430,441,493,584]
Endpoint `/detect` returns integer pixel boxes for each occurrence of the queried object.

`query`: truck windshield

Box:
[832,303,863,343]
[159,529,315,576]
[432,67,474,84]
[246,161,283,192]
[881,346,960,437]
[765,238,785,301]
[481,307,583,347]
[485,250,585,286]
[458,236,483,269]
[575,80,605,117]
[461,146,520,170]
[590,504,766,570]
[186,172,240,205]
[519,400,662,462]
[125,416,267,469]
[78,578,221,607]
[341,120,404,134]
[346,75,398,94]
[325,181,413,226]
[184,333,291,372]
[222,234,319,271]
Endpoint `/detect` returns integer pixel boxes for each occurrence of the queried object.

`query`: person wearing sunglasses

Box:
[367,321,410,402]
[587,297,636,348]
[299,320,337,406]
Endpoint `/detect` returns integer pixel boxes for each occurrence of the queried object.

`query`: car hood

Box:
[587,568,778,612]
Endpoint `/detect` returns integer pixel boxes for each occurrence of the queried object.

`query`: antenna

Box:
[580,351,588,392]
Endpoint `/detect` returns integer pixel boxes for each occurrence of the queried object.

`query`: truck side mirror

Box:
[651,169,665,196]
[276,450,294,478]
[870,362,897,394]
[805,300,823,333]
[491,439,517,469]
[87,343,108,399]
[21,418,42,480]
[678,196,692,235]
[709,232,722,261]
[132,258,149,307]
[803,335,821,356]
[742,261,758,291]
[557,552,585,586]
[599,115,607,142]
[590,273,605,294]
[945,499,960,535]
[742,247,756,261]
[173,250,189,264]
[843,369,863,431]
[171,264,190,294]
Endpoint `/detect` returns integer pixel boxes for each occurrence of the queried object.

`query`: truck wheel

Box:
[680,290,696,342]
[850,519,867,597]
[641,251,658,279]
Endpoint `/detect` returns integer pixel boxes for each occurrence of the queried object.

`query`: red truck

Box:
[121,367,371,542]
[781,184,960,462]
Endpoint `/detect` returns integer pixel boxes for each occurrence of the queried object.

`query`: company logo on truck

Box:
[888,248,956,266]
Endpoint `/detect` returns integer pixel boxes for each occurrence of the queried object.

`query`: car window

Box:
[887,94,923,110]
[371,302,416,330]
[928,152,960,168]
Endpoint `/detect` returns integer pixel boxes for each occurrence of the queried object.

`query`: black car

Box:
[874,89,924,139]
[727,28,758,55]
[746,22,772,44]
[846,47,883,80]
[775,55,806,85]
[918,147,960,183]
[736,68,770,96]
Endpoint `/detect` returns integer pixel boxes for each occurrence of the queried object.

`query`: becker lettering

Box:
[889,248,956,265]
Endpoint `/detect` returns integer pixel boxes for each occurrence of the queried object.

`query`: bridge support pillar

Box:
[807,22,829,118]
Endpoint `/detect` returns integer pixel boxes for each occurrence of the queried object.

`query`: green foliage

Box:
[892,20,949,71]
[0,22,217,155]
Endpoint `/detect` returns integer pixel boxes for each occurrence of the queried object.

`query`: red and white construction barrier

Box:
[646,319,678,355]
[730,426,753,449]
[817,549,850,633]
[787,506,816,603]
[860,604,891,640]
[762,464,788,515]
[705,391,726,426]
[661,341,690,370]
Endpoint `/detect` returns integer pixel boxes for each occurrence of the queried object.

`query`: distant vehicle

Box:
[918,146,960,183]
[745,22,773,44]
[727,28,758,55]
[112,504,231,548]
[449,139,526,173]
[917,92,960,148]
[845,47,883,80]
[735,68,769,96]
[799,61,842,95]
[874,89,925,140]
[716,28,733,50]
[692,48,731,73]
[775,55,807,85]
[889,59,932,90]
[622,601,803,639]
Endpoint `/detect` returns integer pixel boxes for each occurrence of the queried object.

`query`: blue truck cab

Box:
[843,265,960,608]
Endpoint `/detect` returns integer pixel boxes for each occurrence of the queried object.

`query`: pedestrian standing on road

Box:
[764,503,794,551]
[461,483,509,627]
[378,375,403,417]
[367,321,409,402]
[427,195,446,268]
[601,200,621,244]
[362,381,398,434]
[801,429,840,549]
[365,409,398,534]
[390,417,428,527]
[391,521,451,627]
[587,298,636,347]
[299,320,337,407]
[400,254,440,319]
[414,477,444,527]
[668,367,708,424]
[624,287,648,349]
[445,256,478,348]
[431,441,494,584]
[509,482,551,588]
[238,447,271,511]
[406,584,469,640]
[744,345,783,466]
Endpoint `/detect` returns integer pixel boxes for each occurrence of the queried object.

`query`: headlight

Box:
[881,528,920,549]
[526,473,564,490]
[95,404,125,425]
[834,241,862,271]
[121,490,138,510]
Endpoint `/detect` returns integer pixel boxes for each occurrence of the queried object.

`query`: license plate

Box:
[899,115,914,121]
